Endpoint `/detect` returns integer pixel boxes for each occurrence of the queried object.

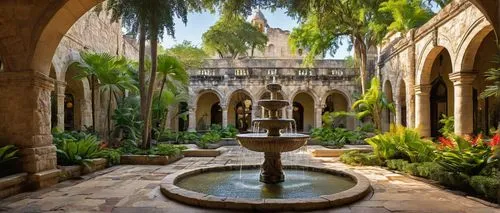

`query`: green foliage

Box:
[470,176,500,202]
[202,13,268,58]
[438,114,454,137]
[379,0,434,33]
[0,145,18,164]
[56,135,103,167]
[112,96,143,142]
[352,78,395,131]
[480,54,500,98]
[52,128,99,149]
[158,130,200,144]
[311,127,363,148]
[197,131,222,149]
[166,41,208,69]
[98,149,121,166]
[366,125,436,162]
[150,144,187,157]
[209,124,238,138]
[340,151,382,166]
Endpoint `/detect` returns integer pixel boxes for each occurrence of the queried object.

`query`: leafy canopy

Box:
[202,13,268,58]
[379,0,434,33]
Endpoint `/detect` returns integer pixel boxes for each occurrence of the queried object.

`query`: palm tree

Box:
[102,0,203,149]
[352,77,395,132]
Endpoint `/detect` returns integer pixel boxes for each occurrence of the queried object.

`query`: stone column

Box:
[0,71,60,189]
[221,105,228,128]
[315,105,323,128]
[55,81,66,130]
[188,106,196,132]
[394,99,402,126]
[415,84,431,137]
[449,72,476,136]
[165,105,175,130]
[407,29,416,128]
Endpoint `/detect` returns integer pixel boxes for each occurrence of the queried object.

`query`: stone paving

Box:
[0,146,498,213]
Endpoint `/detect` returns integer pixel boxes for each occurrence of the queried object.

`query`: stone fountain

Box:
[237,83,309,183]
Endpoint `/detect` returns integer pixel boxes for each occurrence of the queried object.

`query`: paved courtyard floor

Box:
[0,146,498,213]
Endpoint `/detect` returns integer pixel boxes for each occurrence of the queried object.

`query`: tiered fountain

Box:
[160,82,371,211]
[237,83,309,183]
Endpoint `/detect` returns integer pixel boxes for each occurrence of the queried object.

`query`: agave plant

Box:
[0,145,18,164]
[56,135,103,167]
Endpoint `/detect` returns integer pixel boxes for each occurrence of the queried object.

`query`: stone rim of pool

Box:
[160,164,371,211]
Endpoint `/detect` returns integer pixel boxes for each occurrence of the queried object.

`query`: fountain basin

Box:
[237,133,309,152]
[252,118,294,132]
[258,100,289,111]
[160,165,371,211]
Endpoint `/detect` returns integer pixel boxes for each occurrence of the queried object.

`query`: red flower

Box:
[470,134,482,146]
[438,137,454,149]
[490,133,500,147]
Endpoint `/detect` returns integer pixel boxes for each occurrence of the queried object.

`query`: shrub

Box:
[151,144,187,156]
[221,125,238,138]
[438,115,454,137]
[366,125,436,162]
[311,127,362,148]
[179,132,199,143]
[340,151,382,166]
[56,135,103,167]
[386,159,408,171]
[415,162,443,178]
[470,176,500,202]
[197,131,222,149]
[98,148,121,166]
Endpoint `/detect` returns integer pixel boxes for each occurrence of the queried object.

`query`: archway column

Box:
[188,106,196,132]
[415,84,431,137]
[449,72,476,136]
[55,80,66,130]
[395,99,402,126]
[221,104,228,128]
[315,104,323,128]
[0,71,60,189]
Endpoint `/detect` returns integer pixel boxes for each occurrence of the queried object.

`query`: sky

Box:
[160,8,353,60]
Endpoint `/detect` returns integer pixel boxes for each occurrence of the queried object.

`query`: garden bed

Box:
[58,158,108,181]
[0,173,27,199]
[182,145,228,157]
[311,145,372,157]
[120,154,182,165]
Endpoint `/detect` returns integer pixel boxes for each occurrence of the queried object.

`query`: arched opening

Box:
[293,102,305,131]
[195,91,221,131]
[292,92,315,132]
[260,92,284,118]
[49,65,58,129]
[322,91,349,128]
[383,81,394,131]
[178,102,189,131]
[468,31,500,133]
[228,90,253,132]
[399,80,407,127]
[425,49,454,137]
[64,63,91,131]
[211,102,223,125]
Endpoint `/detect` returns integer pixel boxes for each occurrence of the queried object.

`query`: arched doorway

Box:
[195,91,221,131]
[322,91,349,128]
[293,102,304,131]
[383,81,394,131]
[430,77,448,136]
[211,102,223,125]
[292,92,315,132]
[64,64,91,131]
[399,80,407,127]
[228,90,253,132]
[177,102,189,131]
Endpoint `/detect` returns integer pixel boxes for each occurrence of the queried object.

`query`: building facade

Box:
[378,0,499,136]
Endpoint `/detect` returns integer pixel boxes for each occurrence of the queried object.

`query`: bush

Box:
[98,148,121,166]
[197,131,222,149]
[340,151,382,166]
[415,162,443,178]
[366,125,436,162]
[311,127,362,148]
[470,176,500,202]
[151,144,187,156]
[56,135,103,167]
[386,159,409,171]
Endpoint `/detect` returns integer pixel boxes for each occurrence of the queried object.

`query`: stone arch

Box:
[397,78,408,127]
[227,89,255,131]
[292,92,316,132]
[320,88,352,108]
[193,89,224,107]
[417,45,451,85]
[256,87,289,101]
[31,1,102,75]
[455,22,494,72]
[226,88,255,107]
[63,63,92,131]
[289,89,319,107]
[195,90,223,131]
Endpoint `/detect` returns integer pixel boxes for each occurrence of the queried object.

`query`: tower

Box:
[251,8,268,33]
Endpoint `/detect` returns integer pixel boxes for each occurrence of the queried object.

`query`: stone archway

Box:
[195,91,222,131]
[322,90,352,129]
[63,63,91,131]
[382,80,394,132]
[292,92,315,132]
[227,90,254,132]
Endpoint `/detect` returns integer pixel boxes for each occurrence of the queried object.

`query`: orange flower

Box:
[490,133,500,147]
[438,137,454,149]
[470,134,482,146]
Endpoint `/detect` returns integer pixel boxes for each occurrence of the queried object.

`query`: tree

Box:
[76,52,137,142]
[379,0,434,33]
[202,14,268,58]
[102,0,203,149]
[166,41,208,69]
[352,77,394,132]
[288,1,391,94]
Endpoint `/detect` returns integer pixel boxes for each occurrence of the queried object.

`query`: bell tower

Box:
[251,8,268,33]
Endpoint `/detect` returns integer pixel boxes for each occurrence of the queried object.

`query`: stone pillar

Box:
[0,71,60,189]
[449,72,476,136]
[407,29,416,128]
[221,105,228,128]
[188,106,196,132]
[55,81,66,130]
[315,105,323,128]
[395,99,402,126]
[415,84,431,137]
[165,105,175,130]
